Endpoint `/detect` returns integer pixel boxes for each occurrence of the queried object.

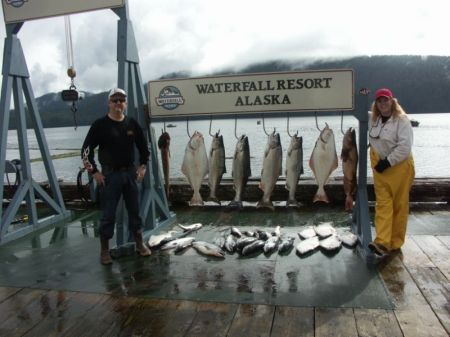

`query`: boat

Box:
[410,119,419,127]
[166,123,177,128]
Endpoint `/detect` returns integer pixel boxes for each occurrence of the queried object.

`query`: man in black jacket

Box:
[81,88,151,265]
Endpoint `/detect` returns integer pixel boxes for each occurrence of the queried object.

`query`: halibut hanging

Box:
[181,131,209,206]
[309,124,338,203]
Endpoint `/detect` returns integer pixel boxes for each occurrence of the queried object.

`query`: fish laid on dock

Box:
[285,134,303,207]
[208,132,226,204]
[192,241,225,258]
[309,123,338,203]
[230,135,251,208]
[148,230,178,248]
[181,131,209,206]
[314,222,336,238]
[242,239,266,256]
[298,226,316,239]
[160,237,195,251]
[340,232,358,247]
[263,235,280,254]
[178,223,203,232]
[224,234,237,253]
[158,131,171,198]
[278,236,295,253]
[341,127,358,211]
[319,235,342,251]
[258,131,282,210]
[296,236,320,255]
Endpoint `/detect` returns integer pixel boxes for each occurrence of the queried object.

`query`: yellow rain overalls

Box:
[370,149,415,250]
[369,113,415,251]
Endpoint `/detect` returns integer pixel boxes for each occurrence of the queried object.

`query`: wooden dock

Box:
[0,211,449,336]
[4,177,450,205]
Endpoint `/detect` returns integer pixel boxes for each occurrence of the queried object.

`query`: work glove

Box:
[374,158,391,173]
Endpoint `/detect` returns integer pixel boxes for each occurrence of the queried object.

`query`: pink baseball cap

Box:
[375,88,393,100]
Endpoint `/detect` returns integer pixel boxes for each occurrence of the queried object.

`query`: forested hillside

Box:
[8,55,450,129]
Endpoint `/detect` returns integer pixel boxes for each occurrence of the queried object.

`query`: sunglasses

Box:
[110,98,126,103]
[369,117,385,139]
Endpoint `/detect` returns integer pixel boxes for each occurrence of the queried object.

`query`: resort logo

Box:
[5,0,29,8]
[155,86,185,110]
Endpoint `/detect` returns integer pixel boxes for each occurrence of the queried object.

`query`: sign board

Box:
[2,0,124,24]
[148,69,354,118]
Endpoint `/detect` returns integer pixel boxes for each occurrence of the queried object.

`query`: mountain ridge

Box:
[7,55,450,129]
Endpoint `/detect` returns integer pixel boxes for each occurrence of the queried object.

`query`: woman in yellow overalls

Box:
[368,88,415,256]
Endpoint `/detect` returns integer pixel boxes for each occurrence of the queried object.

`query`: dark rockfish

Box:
[208,132,226,204]
[341,127,358,211]
[158,131,171,198]
[230,135,251,208]
[285,134,303,207]
[258,131,282,210]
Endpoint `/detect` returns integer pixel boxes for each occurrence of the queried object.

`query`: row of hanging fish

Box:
[147,222,358,259]
[161,124,358,210]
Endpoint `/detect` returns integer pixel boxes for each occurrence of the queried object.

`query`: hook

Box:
[314,111,325,132]
[186,117,191,138]
[234,116,240,140]
[340,111,345,135]
[163,120,166,133]
[287,113,298,138]
[261,115,270,136]
[209,116,220,137]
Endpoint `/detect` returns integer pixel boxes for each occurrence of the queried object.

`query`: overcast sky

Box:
[0,0,447,97]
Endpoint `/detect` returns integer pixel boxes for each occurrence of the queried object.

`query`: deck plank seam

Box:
[397,242,449,335]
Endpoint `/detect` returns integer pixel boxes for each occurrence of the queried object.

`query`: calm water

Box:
[4,113,450,183]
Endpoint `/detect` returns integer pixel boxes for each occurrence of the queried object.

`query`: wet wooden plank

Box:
[0,286,21,303]
[0,288,51,337]
[118,298,198,337]
[271,306,314,337]
[184,302,238,337]
[227,304,274,337]
[21,291,106,337]
[353,309,402,337]
[436,235,450,249]
[395,305,449,337]
[378,256,428,309]
[407,267,450,335]
[399,235,434,268]
[61,295,137,337]
[315,307,358,337]
[412,235,450,279]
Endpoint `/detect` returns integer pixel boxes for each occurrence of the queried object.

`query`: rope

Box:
[64,16,75,72]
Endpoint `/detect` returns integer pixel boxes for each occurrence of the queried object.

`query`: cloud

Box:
[0,0,449,97]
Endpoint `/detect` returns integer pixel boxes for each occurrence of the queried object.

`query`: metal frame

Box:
[0,23,71,245]
[0,0,175,247]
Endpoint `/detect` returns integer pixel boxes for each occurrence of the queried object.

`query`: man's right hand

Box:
[93,172,105,186]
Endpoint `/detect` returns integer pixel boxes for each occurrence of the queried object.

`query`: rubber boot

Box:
[100,237,113,265]
[133,231,151,256]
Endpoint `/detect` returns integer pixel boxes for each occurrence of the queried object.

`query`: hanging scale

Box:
[60,16,80,129]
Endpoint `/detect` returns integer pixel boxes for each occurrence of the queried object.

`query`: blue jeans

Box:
[99,168,142,239]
